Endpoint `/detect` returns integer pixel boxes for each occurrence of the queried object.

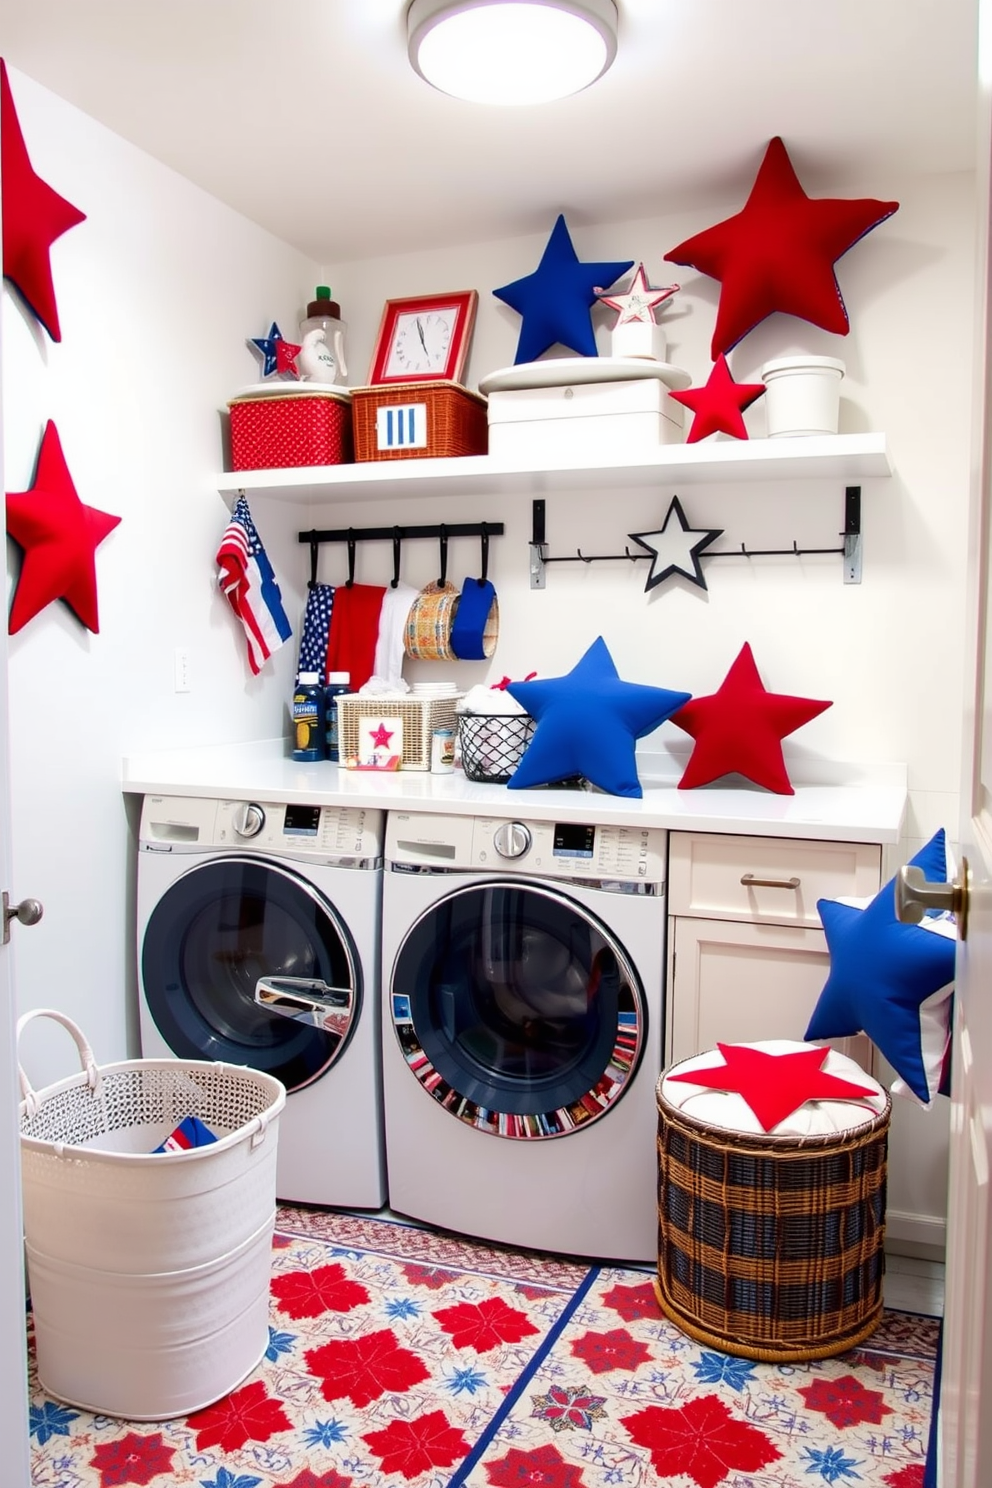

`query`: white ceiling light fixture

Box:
[407,0,619,106]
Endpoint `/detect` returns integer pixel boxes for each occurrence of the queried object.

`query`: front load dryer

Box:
[137,794,386,1208]
[381,810,668,1263]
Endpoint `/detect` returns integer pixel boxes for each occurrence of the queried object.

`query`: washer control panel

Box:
[140,795,384,862]
[387,811,667,886]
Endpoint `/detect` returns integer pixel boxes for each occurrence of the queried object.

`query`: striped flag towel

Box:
[216,493,292,674]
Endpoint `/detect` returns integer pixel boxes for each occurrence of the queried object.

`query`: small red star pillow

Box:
[6,420,121,634]
[668,1042,876,1131]
[668,355,764,442]
[1,60,86,342]
[665,136,898,358]
[671,641,831,793]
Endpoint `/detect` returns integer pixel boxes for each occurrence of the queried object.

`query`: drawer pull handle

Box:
[740,873,801,890]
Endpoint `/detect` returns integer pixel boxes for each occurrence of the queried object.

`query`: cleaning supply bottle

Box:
[292,672,326,761]
[324,671,351,763]
[298,286,348,385]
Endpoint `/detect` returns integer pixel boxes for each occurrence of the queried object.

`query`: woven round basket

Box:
[404,581,460,660]
[655,1073,890,1362]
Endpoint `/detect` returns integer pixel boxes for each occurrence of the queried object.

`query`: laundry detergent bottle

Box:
[324,672,351,763]
[292,672,326,761]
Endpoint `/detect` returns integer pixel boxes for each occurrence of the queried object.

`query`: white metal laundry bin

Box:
[17,1009,286,1420]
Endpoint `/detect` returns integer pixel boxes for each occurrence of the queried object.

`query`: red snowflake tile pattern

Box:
[884,1466,926,1488]
[570,1325,653,1374]
[621,1395,782,1488]
[88,1430,175,1487]
[275,1471,355,1488]
[271,1261,370,1318]
[399,1260,459,1290]
[484,1441,590,1487]
[600,1278,661,1321]
[306,1326,430,1407]
[798,1373,893,1429]
[186,1379,293,1453]
[363,1408,472,1479]
[433,1296,541,1353]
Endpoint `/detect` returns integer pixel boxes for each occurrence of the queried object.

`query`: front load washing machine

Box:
[137,794,386,1208]
[381,810,668,1263]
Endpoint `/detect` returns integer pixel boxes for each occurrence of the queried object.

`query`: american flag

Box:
[216,494,292,675]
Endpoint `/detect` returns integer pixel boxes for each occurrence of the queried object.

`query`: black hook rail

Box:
[300,521,504,589]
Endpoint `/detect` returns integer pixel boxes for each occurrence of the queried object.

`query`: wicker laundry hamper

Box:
[655,1040,890,1362]
[18,1008,286,1419]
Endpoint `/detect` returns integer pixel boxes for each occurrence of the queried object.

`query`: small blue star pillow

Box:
[493,214,633,364]
[805,830,957,1106]
[506,636,690,798]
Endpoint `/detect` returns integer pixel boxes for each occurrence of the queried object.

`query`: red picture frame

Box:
[367,289,478,385]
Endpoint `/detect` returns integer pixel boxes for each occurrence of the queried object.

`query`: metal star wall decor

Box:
[628,497,723,591]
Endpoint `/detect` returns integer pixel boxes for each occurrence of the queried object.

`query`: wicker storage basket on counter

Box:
[337,693,461,770]
[655,1044,891,1362]
[227,384,353,470]
[351,380,487,461]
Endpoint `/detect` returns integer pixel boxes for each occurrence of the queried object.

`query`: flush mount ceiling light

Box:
[407,0,619,106]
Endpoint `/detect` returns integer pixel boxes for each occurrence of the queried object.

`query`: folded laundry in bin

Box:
[153,1116,218,1153]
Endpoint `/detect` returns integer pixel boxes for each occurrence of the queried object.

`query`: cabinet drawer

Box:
[667,832,881,928]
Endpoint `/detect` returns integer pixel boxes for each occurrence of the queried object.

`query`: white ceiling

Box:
[0,0,979,264]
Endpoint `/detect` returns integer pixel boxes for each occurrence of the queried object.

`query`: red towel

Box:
[325,584,387,692]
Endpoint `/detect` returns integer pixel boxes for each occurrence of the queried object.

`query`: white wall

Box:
[2,68,319,1085]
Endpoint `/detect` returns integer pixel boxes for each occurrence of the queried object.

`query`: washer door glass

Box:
[390,880,646,1139]
[142,855,361,1092]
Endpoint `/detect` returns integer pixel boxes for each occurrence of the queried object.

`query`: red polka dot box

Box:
[227,383,353,471]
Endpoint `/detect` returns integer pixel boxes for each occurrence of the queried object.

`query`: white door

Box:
[0,318,34,1480]
[929,3,992,1480]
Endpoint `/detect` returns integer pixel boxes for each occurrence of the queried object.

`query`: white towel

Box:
[373,581,419,686]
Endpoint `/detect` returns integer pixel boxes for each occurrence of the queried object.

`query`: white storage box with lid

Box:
[487,375,685,456]
[17,1008,286,1420]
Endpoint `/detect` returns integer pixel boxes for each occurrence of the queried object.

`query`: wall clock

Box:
[368,289,478,384]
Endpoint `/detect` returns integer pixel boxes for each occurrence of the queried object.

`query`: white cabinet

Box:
[665,828,949,1257]
[666,831,880,1069]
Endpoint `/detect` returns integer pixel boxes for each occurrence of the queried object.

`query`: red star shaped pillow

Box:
[6,420,121,634]
[1,60,86,342]
[665,1040,882,1133]
[665,136,898,358]
[671,642,831,794]
[668,355,765,442]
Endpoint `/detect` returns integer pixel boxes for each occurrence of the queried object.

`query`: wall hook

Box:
[308,538,319,590]
[438,523,449,586]
[346,530,357,588]
[577,548,592,563]
[478,522,490,585]
[391,526,402,589]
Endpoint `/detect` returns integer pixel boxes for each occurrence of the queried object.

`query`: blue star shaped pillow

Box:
[805,830,957,1105]
[493,214,633,364]
[506,636,690,798]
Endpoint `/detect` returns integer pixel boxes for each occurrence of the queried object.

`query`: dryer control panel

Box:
[140,795,384,863]
[387,811,667,886]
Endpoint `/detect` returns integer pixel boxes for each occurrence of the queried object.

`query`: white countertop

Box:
[122,739,907,844]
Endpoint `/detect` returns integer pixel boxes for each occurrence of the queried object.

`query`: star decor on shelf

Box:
[668,354,765,443]
[628,496,723,592]
[248,322,301,378]
[493,214,633,364]
[6,420,121,634]
[1,60,86,342]
[668,1042,877,1132]
[595,262,679,325]
[664,135,899,358]
[506,635,690,799]
[671,641,832,794]
[369,722,395,750]
[805,830,957,1106]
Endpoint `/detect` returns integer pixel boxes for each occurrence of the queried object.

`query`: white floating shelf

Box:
[216,432,891,504]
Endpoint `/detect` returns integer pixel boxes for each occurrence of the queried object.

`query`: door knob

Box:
[895,858,969,941]
[2,893,43,945]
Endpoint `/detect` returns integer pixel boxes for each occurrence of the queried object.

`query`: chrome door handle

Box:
[255,976,353,1035]
[896,859,969,940]
[2,893,43,945]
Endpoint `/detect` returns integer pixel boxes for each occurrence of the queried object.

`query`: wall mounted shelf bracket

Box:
[529,487,863,589]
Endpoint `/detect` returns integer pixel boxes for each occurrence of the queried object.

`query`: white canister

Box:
[610,319,668,362]
[759,355,845,437]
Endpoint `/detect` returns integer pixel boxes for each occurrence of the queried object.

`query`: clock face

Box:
[384,308,457,377]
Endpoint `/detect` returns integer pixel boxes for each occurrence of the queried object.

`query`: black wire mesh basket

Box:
[458,713,536,783]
